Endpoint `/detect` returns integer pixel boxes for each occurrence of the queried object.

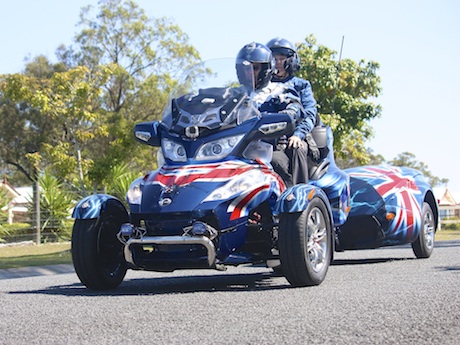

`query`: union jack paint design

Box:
[146,160,285,221]
[150,161,254,187]
[346,165,423,240]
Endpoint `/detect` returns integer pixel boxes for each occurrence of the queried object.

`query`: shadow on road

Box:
[435,240,460,248]
[10,256,420,296]
[9,270,295,297]
[332,257,415,266]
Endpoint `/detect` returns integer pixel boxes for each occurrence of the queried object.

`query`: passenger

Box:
[267,37,321,162]
[235,42,309,187]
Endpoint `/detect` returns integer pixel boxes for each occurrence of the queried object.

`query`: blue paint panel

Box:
[72,194,125,219]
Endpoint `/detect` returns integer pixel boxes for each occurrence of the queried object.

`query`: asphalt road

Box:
[0,241,459,345]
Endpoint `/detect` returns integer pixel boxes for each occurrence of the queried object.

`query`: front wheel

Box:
[278,197,332,287]
[412,202,436,258]
[71,204,128,290]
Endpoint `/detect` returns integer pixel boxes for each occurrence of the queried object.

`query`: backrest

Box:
[308,126,334,180]
[310,126,329,160]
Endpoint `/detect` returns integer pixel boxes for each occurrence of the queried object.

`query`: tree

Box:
[388,152,448,187]
[297,35,382,165]
[72,0,200,116]
[0,93,49,184]
[58,0,201,185]
[0,55,72,186]
[296,36,446,183]
[23,55,68,78]
[336,146,385,169]
[1,0,200,192]
[1,65,112,196]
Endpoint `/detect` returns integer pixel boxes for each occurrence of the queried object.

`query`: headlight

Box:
[203,170,267,201]
[195,134,244,161]
[162,138,187,162]
[126,177,144,205]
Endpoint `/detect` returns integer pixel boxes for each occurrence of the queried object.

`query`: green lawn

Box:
[0,229,458,270]
[0,242,71,269]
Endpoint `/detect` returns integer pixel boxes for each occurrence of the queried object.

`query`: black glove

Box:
[306,133,320,160]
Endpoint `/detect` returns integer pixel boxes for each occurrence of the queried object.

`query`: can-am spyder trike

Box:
[71,59,438,290]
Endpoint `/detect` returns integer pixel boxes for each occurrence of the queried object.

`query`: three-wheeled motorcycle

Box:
[71,59,438,290]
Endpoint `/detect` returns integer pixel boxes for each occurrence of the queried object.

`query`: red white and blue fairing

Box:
[338,165,438,250]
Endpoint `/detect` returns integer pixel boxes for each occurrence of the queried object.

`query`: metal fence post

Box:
[35,178,40,245]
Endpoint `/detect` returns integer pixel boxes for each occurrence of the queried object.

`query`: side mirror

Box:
[134,121,161,147]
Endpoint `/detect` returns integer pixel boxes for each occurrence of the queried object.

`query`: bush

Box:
[0,223,35,243]
[41,219,74,242]
[0,219,74,244]
[441,222,460,231]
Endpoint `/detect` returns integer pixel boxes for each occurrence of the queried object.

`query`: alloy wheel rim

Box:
[423,210,435,250]
[306,207,328,273]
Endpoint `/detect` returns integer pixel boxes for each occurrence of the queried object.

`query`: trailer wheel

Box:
[412,202,435,259]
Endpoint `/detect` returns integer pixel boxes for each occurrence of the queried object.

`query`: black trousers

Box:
[271,145,309,188]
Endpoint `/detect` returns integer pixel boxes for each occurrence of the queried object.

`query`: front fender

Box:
[275,184,331,214]
[72,194,128,220]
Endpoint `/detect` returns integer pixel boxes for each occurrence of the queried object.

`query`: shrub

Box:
[0,223,34,243]
[25,171,76,243]
[441,222,460,231]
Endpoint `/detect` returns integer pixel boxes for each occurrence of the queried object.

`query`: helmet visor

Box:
[236,59,257,91]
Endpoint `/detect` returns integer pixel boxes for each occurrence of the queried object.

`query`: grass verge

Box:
[436,229,460,242]
[0,242,71,270]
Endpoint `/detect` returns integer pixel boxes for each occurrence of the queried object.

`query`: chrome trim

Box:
[124,236,216,267]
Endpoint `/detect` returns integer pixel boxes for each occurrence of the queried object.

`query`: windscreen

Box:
[161,58,260,131]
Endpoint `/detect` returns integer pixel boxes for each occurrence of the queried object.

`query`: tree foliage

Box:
[70,0,199,119]
[34,170,76,240]
[297,35,382,165]
[0,0,200,193]
[0,188,11,224]
[1,65,112,195]
[103,163,143,204]
[388,152,448,187]
[60,0,201,187]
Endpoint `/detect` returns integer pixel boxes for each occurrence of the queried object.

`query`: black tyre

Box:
[71,203,128,290]
[279,197,332,287]
[412,202,435,259]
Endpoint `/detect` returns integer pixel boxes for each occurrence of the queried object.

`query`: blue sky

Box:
[1,0,459,196]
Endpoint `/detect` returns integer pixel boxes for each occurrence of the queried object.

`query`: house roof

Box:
[433,187,458,206]
[0,176,20,199]
[12,186,33,205]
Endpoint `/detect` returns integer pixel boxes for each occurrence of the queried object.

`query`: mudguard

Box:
[275,184,332,216]
[72,194,128,220]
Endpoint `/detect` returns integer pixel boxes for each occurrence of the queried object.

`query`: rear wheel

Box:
[71,204,128,290]
[412,202,435,258]
[279,197,332,286]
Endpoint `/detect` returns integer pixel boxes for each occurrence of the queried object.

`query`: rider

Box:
[267,37,321,160]
[235,42,309,187]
